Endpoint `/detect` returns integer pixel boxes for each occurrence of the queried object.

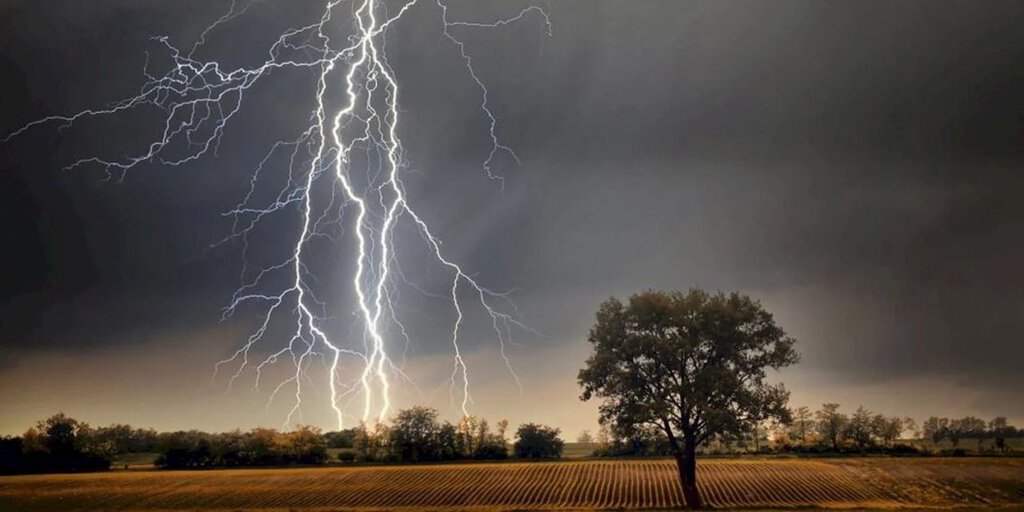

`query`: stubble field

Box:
[1,457,1023,511]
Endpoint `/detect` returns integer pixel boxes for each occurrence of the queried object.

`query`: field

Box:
[1,457,1023,511]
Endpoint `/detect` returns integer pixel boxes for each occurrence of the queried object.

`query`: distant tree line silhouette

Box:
[592,403,1022,457]
[922,416,1021,452]
[0,414,114,474]
[0,408,564,474]
[153,426,329,468]
[343,406,563,463]
[2,406,1017,474]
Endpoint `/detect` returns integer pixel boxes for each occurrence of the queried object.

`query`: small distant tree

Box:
[246,428,280,465]
[474,419,491,454]
[390,407,440,462]
[948,418,964,448]
[213,430,245,467]
[961,417,987,439]
[514,423,563,459]
[26,413,112,472]
[990,417,1009,452]
[154,430,215,468]
[576,430,594,444]
[285,425,328,464]
[472,418,509,460]
[815,403,848,452]
[436,422,460,460]
[0,437,26,475]
[37,413,81,456]
[769,421,790,449]
[749,422,769,452]
[353,422,390,462]
[902,417,919,441]
[578,289,798,508]
[870,415,903,447]
[323,429,357,449]
[456,415,478,457]
[21,427,45,453]
[789,406,814,444]
[923,417,949,445]
[845,407,874,451]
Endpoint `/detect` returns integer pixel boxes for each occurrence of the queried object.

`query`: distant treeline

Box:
[921,416,1021,449]
[0,414,116,474]
[0,407,564,474]
[340,406,563,463]
[153,426,328,468]
[3,405,1018,474]
[591,404,1023,457]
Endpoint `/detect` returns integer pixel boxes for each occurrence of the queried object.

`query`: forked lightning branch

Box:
[4,0,550,429]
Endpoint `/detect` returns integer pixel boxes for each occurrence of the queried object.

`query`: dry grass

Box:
[1,457,1023,511]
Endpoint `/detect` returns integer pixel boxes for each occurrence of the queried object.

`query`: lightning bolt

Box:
[4,0,550,428]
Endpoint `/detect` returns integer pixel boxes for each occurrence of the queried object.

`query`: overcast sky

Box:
[1,0,1022,435]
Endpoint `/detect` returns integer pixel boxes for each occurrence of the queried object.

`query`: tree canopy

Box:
[513,424,564,459]
[579,289,798,508]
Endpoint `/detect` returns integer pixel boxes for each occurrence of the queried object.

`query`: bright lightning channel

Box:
[3,0,550,429]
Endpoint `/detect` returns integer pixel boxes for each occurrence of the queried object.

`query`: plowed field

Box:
[2,457,1022,510]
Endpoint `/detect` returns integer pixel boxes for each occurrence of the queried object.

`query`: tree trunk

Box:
[673,437,701,509]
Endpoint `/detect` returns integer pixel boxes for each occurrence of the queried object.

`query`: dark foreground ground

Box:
[1,457,1023,511]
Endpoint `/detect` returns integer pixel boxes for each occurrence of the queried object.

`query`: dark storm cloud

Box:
[407,0,1024,393]
[1,0,1022,423]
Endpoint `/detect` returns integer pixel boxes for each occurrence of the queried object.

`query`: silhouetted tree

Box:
[0,437,26,474]
[923,417,949,444]
[472,419,510,460]
[154,426,328,468]
[789,406,814,444]
[815,403,848,452]
[948,418,966,448]
[38,413,80,456]
[285,426,328,464]
[990,417,1009,452]
[903,417,919,440]
[436,422,460,460]
[323,428,357,449]
[353,422,391,462]
[20,413,112,472]
[960,417,987,439]
[514,423,563,459]
[578,289,798,508]
[871,415,903,447]
[456,415,478,457]
[846,406,874,451]
[390,407,440,462]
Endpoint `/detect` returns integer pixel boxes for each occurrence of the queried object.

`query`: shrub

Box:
[888,444,922,456]
[323,429,357,449]
[474,441,509,460]
[154,427,327,468]
[390,407,441,462]
[514,424,563,459]
[3,414,114,474]
[940,448,968,457]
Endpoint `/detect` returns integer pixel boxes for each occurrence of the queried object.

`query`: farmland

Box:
[2,457,1023,511]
